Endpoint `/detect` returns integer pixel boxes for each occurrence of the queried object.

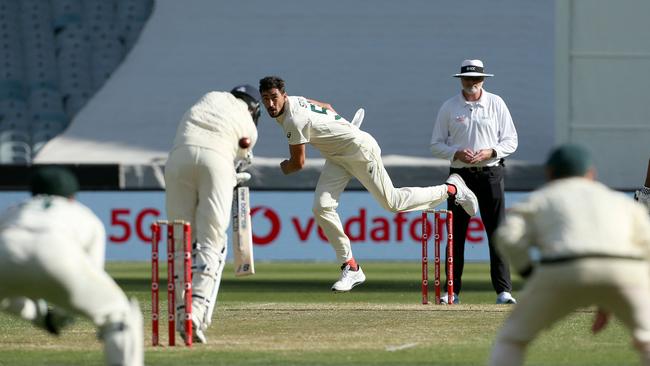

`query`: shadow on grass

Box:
[115,277,515,293]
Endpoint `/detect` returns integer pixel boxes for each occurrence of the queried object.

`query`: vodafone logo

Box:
[251,206,280,245]
[107,205,486,247]
[251,207,486,246]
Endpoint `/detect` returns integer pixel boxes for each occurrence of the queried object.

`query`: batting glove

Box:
[235,151,253,172]
[236,172,252,185]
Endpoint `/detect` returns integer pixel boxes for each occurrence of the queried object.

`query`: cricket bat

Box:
[232,186,255,276]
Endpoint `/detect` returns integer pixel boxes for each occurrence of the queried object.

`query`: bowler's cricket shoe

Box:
[446,174,479,216]
[331,264,366,292]
[496,291,517,305]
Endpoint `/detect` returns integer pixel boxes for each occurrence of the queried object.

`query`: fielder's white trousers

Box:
[0,229,140,365]
[489,259,650,366]
[314,132,449,263]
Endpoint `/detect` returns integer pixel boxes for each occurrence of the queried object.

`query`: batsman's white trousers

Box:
[489,259,650,366]
[165,145,236,253]
[164,145,234,327]
[314,131,449,263]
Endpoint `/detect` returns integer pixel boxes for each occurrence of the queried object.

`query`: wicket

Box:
[151,220,193,347]
[421,210,454,305]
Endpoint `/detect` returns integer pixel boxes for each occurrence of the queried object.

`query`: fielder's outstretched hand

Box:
[591,309,610,334]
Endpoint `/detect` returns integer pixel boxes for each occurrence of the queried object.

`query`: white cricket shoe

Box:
[446,174,479,216]
[180,317,207,344]
[439,292,460,305]
[331,264,366,292]
[635,187,650,214]
[496,291,517,304]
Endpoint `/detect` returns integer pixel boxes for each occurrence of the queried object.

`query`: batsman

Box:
[164,85,260,343]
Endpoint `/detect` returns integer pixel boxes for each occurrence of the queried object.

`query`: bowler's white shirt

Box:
[276,96,359,159]
[430,89,518,168]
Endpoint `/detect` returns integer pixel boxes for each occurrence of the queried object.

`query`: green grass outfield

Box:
[0,262,641,366]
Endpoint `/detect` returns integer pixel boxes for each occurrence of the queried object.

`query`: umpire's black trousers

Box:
[445,164,512,296]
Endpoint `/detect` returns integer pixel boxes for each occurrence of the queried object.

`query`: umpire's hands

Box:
[454,149,475,163]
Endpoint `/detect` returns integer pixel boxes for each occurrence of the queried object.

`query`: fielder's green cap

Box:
[545,143,593,179]
[30,166,79,198]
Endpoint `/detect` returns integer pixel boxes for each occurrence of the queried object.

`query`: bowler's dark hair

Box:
[259,76,285,94]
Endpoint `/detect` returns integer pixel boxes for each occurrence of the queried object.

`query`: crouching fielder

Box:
[489,144,650,366]
[0,167,143,366]
[164,85,260,343]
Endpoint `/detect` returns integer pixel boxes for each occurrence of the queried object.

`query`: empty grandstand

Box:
[0,0,152,163]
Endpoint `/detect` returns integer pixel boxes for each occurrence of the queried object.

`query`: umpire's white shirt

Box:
[430,89,518,167]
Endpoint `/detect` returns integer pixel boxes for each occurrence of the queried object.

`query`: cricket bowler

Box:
[164,84,260,343]
[259,76,479,292]
[0,167,143,366]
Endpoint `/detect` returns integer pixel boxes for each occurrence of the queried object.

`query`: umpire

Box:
[430,59,519,304]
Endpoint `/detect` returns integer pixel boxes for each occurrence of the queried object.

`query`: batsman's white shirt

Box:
[172,91,258,163]
[165,91,257,330]
[167,91,258,251]
[0,195,131,328]
[277,96,449,262]
[430,89,518,167]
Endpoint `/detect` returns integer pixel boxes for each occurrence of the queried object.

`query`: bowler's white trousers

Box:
[314,131,449,263]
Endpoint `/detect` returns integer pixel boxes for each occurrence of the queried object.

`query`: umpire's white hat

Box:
[453,59,494,78]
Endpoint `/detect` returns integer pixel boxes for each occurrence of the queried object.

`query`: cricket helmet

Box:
[231,84,261,125]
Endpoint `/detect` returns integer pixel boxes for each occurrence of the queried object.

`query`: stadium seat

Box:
[0,0,153,164]
[91,38,124,88]
[85,0,117,35]
[0,128,30,144]
[31,129,57,146]
[0,97,29,122]
[29,88,65,115]
[51,0,83,33]
[62,90,90,117]
[0,80,26,101]
[31,112,68,134]
[116,0,153,49]
[0,140,31,163]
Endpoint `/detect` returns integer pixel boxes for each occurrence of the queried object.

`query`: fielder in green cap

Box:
[489,143,650,366]
[544,143,594,180]
[0,166,144,365]
[30,166,80,198]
